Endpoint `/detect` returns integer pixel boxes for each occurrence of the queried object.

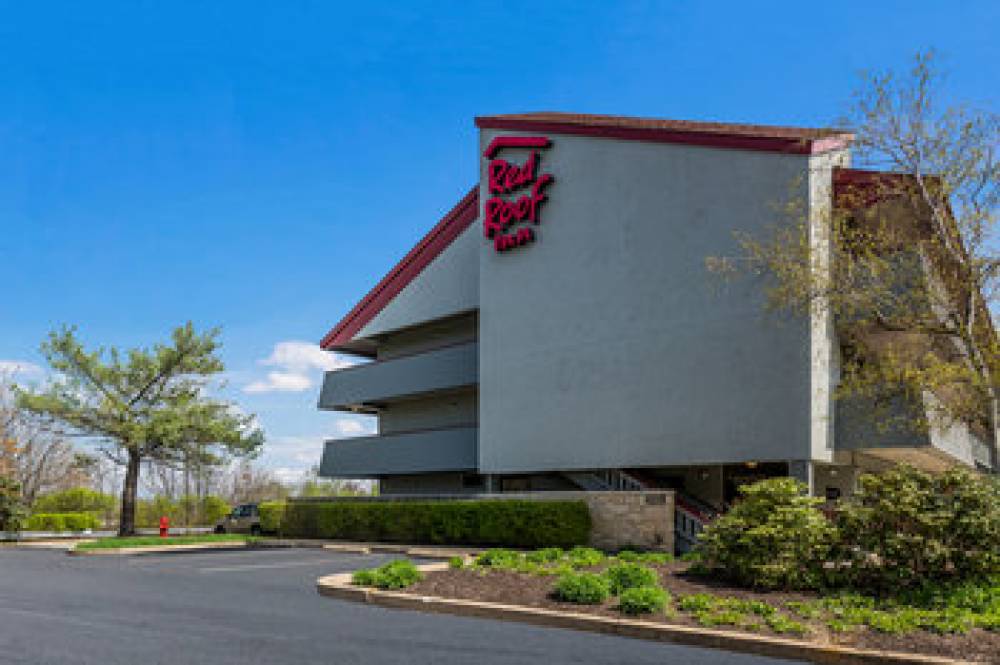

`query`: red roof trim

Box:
[320,187,479,351]
[832,167,926,208]
[475,117,852,155]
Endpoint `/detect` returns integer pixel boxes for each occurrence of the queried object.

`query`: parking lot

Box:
[0,547,796,664]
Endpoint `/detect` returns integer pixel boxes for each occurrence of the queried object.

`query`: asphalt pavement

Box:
[0,546,800,665]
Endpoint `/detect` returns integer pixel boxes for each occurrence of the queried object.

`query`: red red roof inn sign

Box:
[482,136,554,252]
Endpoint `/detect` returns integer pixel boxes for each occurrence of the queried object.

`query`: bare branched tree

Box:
[1,375,81,504]
[709,52,998,464]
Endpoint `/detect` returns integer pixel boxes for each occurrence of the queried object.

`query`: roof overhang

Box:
[319,187,479,356]
[476,112,854,155]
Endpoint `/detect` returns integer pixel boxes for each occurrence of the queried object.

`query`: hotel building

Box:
[316,112,997,513]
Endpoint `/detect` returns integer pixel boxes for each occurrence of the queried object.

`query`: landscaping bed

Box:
[368,548,999,663]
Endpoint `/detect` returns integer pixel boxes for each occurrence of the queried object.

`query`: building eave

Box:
[319,187,479,354]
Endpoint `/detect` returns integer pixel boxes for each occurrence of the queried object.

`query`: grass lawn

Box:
[75,534,254,551]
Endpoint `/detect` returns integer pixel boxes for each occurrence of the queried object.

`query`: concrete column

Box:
[787,460,815,495]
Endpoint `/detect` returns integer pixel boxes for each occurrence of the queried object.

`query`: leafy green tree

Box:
[17,324,263,535]
[0,476,27,533]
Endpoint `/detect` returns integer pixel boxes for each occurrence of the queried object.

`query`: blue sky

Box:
[1,1,997,482]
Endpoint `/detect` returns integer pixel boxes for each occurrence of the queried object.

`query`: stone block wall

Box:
[498,490,675,552]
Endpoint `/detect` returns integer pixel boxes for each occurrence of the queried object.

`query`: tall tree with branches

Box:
[16,323,264,535]
[709,52,998,464]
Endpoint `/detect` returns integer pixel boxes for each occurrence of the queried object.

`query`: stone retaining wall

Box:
[290,490,675,552]
[487,491,675,552]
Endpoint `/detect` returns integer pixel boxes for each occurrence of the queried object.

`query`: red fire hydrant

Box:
[159,516,169,538]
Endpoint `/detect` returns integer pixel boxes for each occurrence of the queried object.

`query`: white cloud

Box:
[0,360,43,377]
[244,371,313,394]
[335,419,367,436]
[242,341,354,394]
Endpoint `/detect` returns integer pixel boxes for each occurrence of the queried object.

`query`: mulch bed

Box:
[406,562,999,663]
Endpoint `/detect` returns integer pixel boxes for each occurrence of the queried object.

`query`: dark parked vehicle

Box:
[214,503,261,535]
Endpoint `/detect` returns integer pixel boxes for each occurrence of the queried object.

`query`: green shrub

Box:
[697,477,836,590]
[766,613,809,635]
[525,547,563,564]
[258,502,285,534]
[33,488,115,519]
[198,496,231,525]
[351,569,378,586]
[566,546,604,567]
[27,513,64,531]
[604,562,659,594]
[833,466,1000,590]
[61,513,101,531]
[27,512,101,532]
[448,556,465,569]
[615,550,673,565]
[0,477,26,533]
[475,548,522,568]
[351,560,423,590]
[554,571,611,604]
[281,499,590,548]
[618,585,670,615]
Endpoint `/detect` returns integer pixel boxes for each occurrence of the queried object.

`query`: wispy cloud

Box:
[0,360,44,377]
[243,341,354,394]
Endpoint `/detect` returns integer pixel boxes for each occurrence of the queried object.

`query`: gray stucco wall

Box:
[358,221,480,339]
[317,341,478,410]
[478,130,817,473]
[380,389,478,434]
[320,425,477,478]
[376,313,477,360]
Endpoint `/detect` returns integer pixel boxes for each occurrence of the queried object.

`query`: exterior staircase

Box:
[563,468,717,554]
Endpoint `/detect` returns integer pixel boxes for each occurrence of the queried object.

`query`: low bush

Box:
[26,512,100,532]
[281,499,591,548]
[33,488,115,522]
[833,466,1000,591]
[525,547,563,564]
[134,495,232,528]
[565,546,604,567]
[554,571,611,604]
[448,556,465,569]
[697,477,837,590]
[618,585,670,615]
[615,550,673,565]
[475,548,522,568]
[604,562,659,595]
[258,502,285,534]
[351,560,423,590]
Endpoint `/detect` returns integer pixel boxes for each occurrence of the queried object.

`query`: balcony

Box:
[318,341,478,412]
[319,425,478,478]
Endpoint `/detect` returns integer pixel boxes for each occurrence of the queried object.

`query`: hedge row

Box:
[26,512,102,532]
[259,502,285,534]
[276,499,591,548]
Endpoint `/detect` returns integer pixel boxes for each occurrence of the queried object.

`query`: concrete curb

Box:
[315,566,973,665]
[321,542,481,559]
